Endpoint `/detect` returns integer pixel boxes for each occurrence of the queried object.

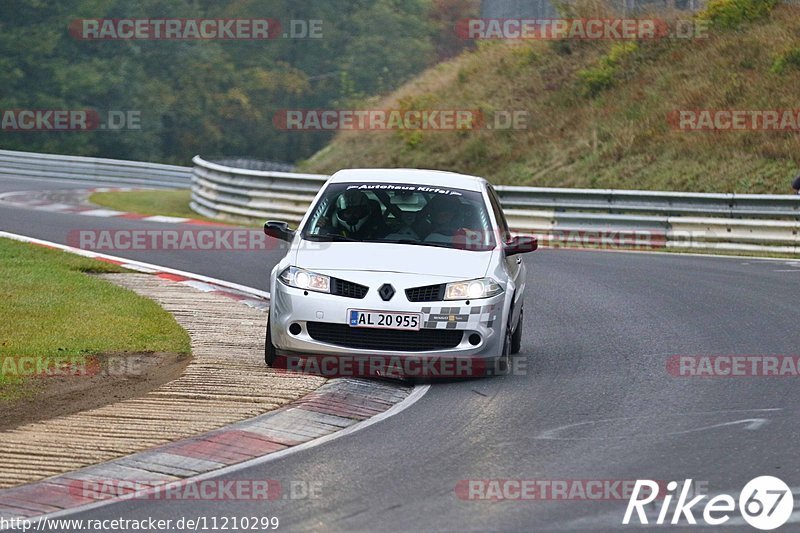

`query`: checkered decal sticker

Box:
[421,304,499,330]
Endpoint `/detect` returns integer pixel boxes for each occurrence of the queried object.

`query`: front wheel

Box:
[265,315,277,367]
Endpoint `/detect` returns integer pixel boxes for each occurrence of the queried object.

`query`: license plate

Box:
[348,309,421,331]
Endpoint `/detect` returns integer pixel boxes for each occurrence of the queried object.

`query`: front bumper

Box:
[270,275,507,361]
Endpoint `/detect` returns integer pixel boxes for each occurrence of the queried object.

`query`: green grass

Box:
[302,2,800,194]
[89,189,214,221]
[0,238,191,398]
[89,189,262,227]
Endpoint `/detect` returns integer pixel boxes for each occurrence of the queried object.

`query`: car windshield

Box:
[301,182,496,251]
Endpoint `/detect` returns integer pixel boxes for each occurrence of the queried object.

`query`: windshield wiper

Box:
[303,233,361,242]
[374,239,454,249]
[374,238,493,251]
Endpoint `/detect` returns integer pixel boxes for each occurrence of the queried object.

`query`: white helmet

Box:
[335,190,372,233]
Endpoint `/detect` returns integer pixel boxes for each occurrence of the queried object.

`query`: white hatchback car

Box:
[263,169,537,377]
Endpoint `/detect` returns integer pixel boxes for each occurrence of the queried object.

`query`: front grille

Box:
[331,278,369,299]
[307,322,462,351]
[405,283,445,302]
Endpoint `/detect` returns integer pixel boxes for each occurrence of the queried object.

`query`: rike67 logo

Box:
[623,477,794,530]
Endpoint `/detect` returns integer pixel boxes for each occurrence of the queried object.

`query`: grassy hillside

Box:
[302,1,800,193]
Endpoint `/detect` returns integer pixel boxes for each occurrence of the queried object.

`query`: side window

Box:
[487,187,510,242]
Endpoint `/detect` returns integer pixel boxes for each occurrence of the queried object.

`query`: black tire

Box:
[264,316,277,367]
[495,325,512,376]
[510,307,523,355]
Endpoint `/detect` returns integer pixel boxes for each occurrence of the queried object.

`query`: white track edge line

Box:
[0,231,269,300]
[0,228,428,526]
[17,384,430,527]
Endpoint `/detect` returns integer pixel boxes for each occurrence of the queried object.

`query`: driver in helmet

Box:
[424,194,465,236]
[331,189,388,240]
[420,194,485,248]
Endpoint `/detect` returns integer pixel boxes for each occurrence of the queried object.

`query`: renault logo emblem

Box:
[378,284,395,301]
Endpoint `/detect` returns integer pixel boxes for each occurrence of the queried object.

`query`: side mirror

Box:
[504,234,538,256]
[264,221,295,242]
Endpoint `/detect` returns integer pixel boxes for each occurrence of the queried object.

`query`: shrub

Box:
[399,129,424,150]
[698,0,779,29]
[578,43,638,98]
[771,47,800,75]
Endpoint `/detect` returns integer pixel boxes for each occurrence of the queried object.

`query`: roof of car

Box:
[327,169,488,192]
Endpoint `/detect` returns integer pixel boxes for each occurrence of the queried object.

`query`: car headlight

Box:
[279,266,330,293]
[444,278,503,300]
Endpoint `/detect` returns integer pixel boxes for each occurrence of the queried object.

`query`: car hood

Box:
[293,240,493,279]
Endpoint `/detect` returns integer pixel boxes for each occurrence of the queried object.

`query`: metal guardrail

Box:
[190,156,327,223]
[1,150,794,255]
[191,156,800,255]
[0,149,192,188]
[496,186,800,219]
[208,157,296,173]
